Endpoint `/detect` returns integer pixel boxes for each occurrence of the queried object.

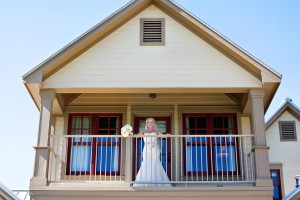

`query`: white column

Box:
[30,89,56,187]
[249,89,272,187]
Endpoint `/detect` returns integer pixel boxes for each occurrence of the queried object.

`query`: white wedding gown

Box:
[133,132,172,187]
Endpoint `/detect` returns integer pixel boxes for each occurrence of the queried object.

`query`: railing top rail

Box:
[12,190,29,192]
[49,134,254,138]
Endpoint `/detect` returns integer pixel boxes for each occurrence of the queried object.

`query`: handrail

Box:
[49,134,254,138]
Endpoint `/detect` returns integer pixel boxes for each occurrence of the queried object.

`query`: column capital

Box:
[249,89,265,99]
[39,89,56,99]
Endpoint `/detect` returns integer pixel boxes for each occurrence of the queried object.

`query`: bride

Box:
[133,117,172,187]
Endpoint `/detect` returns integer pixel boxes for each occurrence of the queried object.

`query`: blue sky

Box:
[0,0,299,189]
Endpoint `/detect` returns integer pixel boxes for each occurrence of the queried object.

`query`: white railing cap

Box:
[49,134,254,138]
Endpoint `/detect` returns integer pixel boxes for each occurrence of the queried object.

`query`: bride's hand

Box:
[136,131,144,135]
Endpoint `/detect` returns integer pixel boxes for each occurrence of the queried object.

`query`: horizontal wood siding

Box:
[266,111,300,195]
[44,5,261,89]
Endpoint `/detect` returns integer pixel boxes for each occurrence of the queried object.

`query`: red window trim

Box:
[182,113,239,176]
[270,169,282,200]
[67,113,123,175]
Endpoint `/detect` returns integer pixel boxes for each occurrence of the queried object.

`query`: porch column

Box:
[125,104,132,182]
[173,104,180,181]
[30,89,56,187]
[249,89,272,187]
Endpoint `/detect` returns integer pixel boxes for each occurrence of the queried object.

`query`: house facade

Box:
[266,98,300,199]
[23,0,281,199]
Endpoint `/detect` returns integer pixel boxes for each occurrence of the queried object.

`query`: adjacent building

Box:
[266,98,300,199]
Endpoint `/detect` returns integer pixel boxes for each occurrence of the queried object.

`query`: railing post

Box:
[125,137,132,183]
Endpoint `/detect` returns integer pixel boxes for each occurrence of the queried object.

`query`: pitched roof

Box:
[22,0,282,112]
[266,98,300,129]
[22,0,281,83]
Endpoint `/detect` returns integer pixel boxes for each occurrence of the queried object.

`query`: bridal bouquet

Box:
[121,124,133,137]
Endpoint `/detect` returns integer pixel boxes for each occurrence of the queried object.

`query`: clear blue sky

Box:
[0,0,299,189]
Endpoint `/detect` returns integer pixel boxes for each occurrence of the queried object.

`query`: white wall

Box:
[44,5,261,89]
[266,111,300,194]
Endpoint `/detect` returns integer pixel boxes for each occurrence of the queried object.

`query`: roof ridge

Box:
[265,97,300,129]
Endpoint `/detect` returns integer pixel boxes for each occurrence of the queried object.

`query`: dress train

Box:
[133,132,172,187]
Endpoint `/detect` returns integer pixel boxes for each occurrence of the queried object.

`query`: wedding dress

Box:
[133,132,172,187]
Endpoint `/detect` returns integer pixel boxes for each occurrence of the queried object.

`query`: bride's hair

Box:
[145,117,155,124]
[145,117,158,130]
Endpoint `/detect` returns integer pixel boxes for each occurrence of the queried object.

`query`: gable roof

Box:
[22,0,282,112]
[22,0,281,84]
[266,98,300,129]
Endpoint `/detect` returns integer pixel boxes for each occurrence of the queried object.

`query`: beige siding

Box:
[266,111,300,194]
[44,5,261,89]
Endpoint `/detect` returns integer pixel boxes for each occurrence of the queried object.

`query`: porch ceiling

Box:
[61,93,241,106]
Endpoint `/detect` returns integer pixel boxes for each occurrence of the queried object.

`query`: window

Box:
[67,113,122,175]
[183,113,238,175]
[279,121,297,141]
[270,169,282,200]
[140,18,165,46]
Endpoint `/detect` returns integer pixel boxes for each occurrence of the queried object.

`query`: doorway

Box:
[133,116,172,179]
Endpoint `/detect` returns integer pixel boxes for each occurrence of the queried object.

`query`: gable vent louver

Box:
[141,18,165,45]
[279,121,297,141]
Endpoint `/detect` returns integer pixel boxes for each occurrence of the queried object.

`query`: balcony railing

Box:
[48,134,255,186]
[12,190,30,200]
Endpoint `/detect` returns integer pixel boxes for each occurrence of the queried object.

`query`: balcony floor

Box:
[30,183,273,200]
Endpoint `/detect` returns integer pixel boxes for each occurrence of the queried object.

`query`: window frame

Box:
[140,18,165,46]
[270,167,283,200]
[182,113,239,176]
[66,113,123,175]
[279,121,297,141]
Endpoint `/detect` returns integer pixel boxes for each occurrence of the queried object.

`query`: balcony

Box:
[48,134,255,187]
